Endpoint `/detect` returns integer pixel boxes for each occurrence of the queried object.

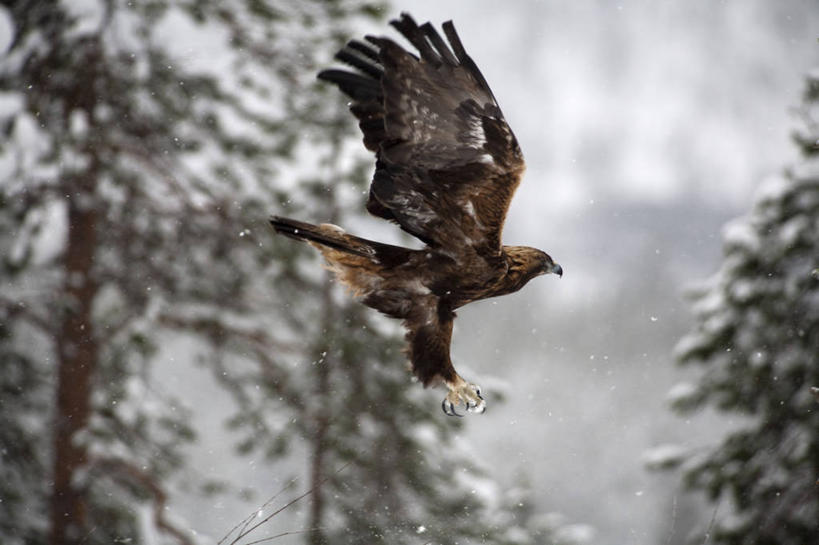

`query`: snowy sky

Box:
[5,1,817,544]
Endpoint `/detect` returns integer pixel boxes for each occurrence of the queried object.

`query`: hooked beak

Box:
[551,263,563,278]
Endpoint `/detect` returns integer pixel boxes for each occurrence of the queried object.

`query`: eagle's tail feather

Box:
[270,216,373,259]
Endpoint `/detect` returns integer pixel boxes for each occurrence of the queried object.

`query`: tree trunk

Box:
[50,184,98,545]
[47,34,104,545]
[308,271,334,545]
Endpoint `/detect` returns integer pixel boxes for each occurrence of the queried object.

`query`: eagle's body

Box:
[271,14,561,415]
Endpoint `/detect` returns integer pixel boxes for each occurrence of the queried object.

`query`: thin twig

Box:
[218,477,299,545]
[226,461,352,545]
[664,493,677,545]
[702,500,720,545]
[243,527,322,545]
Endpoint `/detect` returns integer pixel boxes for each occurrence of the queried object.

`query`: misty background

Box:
[2,1,818,544]
[177,1,819,542]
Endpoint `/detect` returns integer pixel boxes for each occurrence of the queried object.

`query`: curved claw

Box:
[442,399,464,417]
[465,397,487,414]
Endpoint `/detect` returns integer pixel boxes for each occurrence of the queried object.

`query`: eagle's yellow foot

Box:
[441,378,485,417]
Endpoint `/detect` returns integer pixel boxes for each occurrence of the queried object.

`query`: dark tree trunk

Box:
[46,34,103,545]
[308,274,334,545]
[49,178,98,545]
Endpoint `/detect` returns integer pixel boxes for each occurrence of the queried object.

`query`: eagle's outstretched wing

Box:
[318,13,525,259]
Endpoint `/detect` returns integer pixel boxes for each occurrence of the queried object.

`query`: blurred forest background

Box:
[0,1,817,545]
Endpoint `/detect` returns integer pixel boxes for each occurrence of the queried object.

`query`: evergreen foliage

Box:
[0,0,388,542]
[670,70,819,544]
[0,2,583,544]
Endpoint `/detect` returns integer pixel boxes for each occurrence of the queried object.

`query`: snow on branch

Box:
[87,455,195,545]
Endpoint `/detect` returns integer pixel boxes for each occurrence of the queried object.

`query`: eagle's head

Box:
[537,250,563,278]
[504,246,563,281]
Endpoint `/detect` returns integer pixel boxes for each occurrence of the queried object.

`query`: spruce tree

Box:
[669,70,819,544]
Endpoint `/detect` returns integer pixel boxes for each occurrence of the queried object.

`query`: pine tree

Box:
[669,70,819,544]
[0,0,383,543]
[1,2,574,544]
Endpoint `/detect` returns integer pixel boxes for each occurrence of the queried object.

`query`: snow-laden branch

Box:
[87,455,195,545]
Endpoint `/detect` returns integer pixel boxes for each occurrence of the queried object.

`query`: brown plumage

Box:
[271,13,562,416]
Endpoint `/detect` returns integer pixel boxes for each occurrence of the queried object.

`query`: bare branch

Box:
[218,476,300,545]
[224,462,352,545]
[242,528,322,545]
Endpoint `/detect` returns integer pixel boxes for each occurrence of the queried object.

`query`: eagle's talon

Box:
[442,399,463,417]
[443,380,486,416]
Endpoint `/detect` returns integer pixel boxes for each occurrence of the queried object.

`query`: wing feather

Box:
[390,15,442,67]
[441,20,498,103]
[319,12,526,257]
[346,39,381,63]
[420,22,459,66]
[334,48,382,79]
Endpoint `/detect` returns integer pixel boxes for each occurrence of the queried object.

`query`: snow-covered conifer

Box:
[670,69,819,544]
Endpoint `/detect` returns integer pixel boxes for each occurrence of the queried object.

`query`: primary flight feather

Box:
[271,13,562,416]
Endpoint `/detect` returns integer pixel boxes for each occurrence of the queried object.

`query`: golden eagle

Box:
[271,13,562,416]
